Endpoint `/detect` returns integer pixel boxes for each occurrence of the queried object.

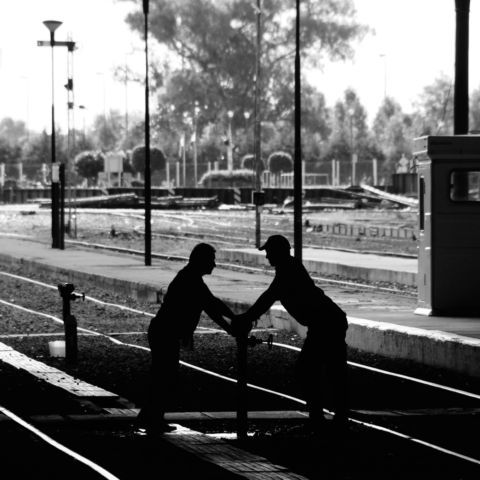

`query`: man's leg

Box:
[326,341,348,424]
[137,339,180,433]
[296,335,325,432]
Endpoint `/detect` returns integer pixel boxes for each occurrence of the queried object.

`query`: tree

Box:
[372,97,412,176]
[75,151,105,185]
[120,0,367,124]
[91,111,124,151]
[412,74,454,136]
[0,118,28,147]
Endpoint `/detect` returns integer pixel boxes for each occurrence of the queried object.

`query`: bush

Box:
[74,151,105,184]
[199,169,255,187]
[267,151,293,173]
[240,154,265,171]
[131,145,166,175]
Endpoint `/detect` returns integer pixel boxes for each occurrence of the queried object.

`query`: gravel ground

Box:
[2,207,480,479]
[1,263,480,479]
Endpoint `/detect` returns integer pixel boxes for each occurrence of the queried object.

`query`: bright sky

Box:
[0,0,479,133]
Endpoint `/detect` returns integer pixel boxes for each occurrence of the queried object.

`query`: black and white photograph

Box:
[0,0,479,478]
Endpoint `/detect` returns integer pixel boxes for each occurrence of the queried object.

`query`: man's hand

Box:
[231,312,255,337]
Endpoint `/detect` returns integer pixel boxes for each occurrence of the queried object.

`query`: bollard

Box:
[57,283,84,364]
[236,332,274,440]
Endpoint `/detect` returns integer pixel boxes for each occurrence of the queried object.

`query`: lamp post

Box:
[143,0,152,266]
[182,111,190,186]
[193,102,201,186]
[379,53,387,100]
[227,110,234,171]
[253,0,263,248]
[348,107,356,186]
[43,20,62,250]
[78,105,87,142]
[293,0,302,262]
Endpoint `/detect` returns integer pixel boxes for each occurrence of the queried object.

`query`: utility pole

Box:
[293,0,302,262]
[253,0,263,248]
[143,0,152,266]
[454,0,469,135]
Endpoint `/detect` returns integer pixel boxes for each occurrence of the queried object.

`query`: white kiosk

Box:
[414,135,480,316]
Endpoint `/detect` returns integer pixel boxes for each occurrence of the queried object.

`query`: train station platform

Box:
[219,246,417,287]
[0,237,479,379]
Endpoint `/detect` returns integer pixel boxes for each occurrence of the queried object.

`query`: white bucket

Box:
[48,340,66,358]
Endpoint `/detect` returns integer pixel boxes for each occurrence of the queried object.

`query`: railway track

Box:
[65,238,417,298]
[0,268,478,479]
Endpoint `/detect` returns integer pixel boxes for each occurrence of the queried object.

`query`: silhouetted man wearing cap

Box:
[136,243,236,435]
[235,234,348,432]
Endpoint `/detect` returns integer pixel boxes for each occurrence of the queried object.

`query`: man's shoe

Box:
[147,421,177,436]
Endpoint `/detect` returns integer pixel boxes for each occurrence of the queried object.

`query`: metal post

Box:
[50,34,60,249]
[293,0,302,262]
[58,283,82,364]
[236,334,248,440]
[59,163,65,250]
[193,111,198,186]
[454,0,470,135]
[143,0,151,266]
[453,0,470,199]
[254,0,262,248]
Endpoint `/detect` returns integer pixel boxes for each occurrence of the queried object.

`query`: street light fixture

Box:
[243,111,251,131]
[43,20,62,250]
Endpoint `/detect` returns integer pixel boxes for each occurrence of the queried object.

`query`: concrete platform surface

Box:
[0,237,479,377]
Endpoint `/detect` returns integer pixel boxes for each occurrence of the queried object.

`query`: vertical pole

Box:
[193,117,198,186]
[60,286,78,365]
[182,134,186,187]
[254,0,262,248]
[293,0,302,262]
[59,163,65,250]
[236,335,248,440]
[143,0,151,266]
[372,158,378,186]
[50,37,60,249]
[453,0,470,199]
[454,0,470,135]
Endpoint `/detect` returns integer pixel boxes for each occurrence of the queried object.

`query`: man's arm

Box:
[243,281,278,321]
[202,285,237,335]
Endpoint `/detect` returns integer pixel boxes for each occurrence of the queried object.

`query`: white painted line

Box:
[271,341,480,401]
[347,361,480,401]
[0,299,124,346]
[2,270,480,466]
[0,404,120,480]
[349,417,480,465]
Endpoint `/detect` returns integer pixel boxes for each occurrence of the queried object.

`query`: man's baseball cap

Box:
[258,235,291,252]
